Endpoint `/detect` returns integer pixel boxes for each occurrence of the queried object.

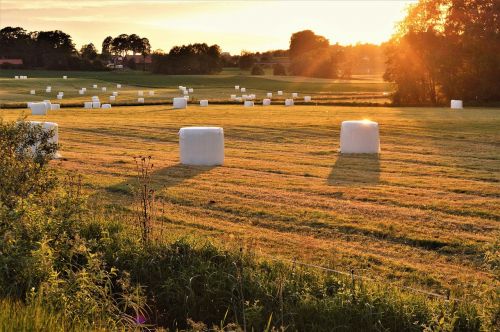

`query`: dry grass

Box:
[1,104,498,299]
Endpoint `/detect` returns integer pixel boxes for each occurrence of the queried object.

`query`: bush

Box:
[251,64,265,75]
[272,63,287,76]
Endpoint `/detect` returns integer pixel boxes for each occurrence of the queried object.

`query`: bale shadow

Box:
[107,163,216,196]
[327,154,381,186]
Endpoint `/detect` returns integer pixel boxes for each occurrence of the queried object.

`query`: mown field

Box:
[1,102,498,304]
[0,69,392,106]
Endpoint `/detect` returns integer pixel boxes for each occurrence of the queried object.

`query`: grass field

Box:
[0,69,392,106]
[1,103,498,303]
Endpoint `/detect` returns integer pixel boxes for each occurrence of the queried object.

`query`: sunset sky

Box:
[1,0,416,54]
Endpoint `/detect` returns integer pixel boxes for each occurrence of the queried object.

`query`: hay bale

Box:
[183,90,189,95]
[138,91,143,96]
[56,95,63,100]
[30,102,48,115]
[109,95,116,101]
[92,101,101,108]
[15,76,19,79]
[117,84,121,88]
[179,127,224,166]
[285,99,294,106]
[230,94,236,100]
[93,84,98,88]
[304,96,312,102]
[200,100,209,107]
[30,90,36,95]
[101,104,112,109]
[240,88,246,92]
[50,104,60,110]
[112,92,118,96]
[78,90,84,95]
[92,96,99,102]
[27,121,60,158]
[262,98,271,106]
[82,88,87,92]
[340,120,380,154]
[63,76,67,79]
[188,88,194,93]
[173,97,187,109]
[244,100,254,107]
[84,102,93,109]
[451,100,463,109]
[277,91,283,95]
[102,87,107,92]
[138,97,144,103]
[267,92,272,98]
[149,91,155,96]
[292,92,298,98]
[235,85,239,90]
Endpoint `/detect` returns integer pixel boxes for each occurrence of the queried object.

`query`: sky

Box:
[0,0,417,54]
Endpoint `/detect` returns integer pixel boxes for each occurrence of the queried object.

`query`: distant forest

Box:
[0,0,498,105]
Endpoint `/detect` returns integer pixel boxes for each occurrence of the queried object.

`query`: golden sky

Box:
[1,0,416,54]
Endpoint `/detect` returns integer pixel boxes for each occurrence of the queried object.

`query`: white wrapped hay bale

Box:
[184,95,190,101]
[63,75,67,79]
[173,97,187,109]
[249,94,256,99]
[45,88,51,93]
[82,88,87,92]
[84,101,93,109]
[292,92,298,98]
[285,99,294,106]
[78,90,84,95]
[30,90,36,95]
[244,100,254,107]
[92,96,99,102]
[178,86,184,90]
[50,104,60,110]
[117,84,121,88]
[27,102,33,108]
[112,91,118,96]
[450,100,463,109]
[92,101,101,108]
[15,76,19,79]
[138,91,143,96]
[56,95,63,100]
[179,127,224,166]
[304,96,312,102]
[340,120,380,154]
[235,85,239,90]
[27,121,60,158]
[242,94,249,100]
[149,91,155,96]
[93,84,98,88]
[200,100,209,107]
[30,102,48,115]
[43,100,51,111]
[109,95,116,101]
[183,90,189,95]
[235,97,243,102]
[101,104,112,109]
[138,98,144,103]
[267,92,272,98]
[230,94,236,100]
[188,88,194,93]
[262,98,271,106]
[240,87,246,92]
[102,87,107,92]
[277,90,283,95]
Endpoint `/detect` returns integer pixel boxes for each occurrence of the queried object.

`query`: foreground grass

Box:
[1,104,498,301]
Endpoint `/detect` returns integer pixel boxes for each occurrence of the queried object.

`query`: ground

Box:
[1,101,498,300]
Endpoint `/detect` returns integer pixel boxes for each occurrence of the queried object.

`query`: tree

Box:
[101,36,113,59]
[289,30,329,59]
[251,65,265,75]
[272,63,287,76]
[137,37,151,71]
[80,43,98,60]
[239,51,255,70]
[111,34,129,57]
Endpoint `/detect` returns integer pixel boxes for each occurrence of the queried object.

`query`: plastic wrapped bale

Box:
[50,104,60,110]
[101,104,112,109]
[78,90,84,95]
[240,88,246,92]
[117,84,121,88]
[43,100,51,111]
[262,98,271,106]
[27,102,33,108]
[285,99,294,106]
[92,96,99,102]
[30,102,48,115]
[249,94,256,99]
[242,94,249,100]
[292,92,298,98]
[27,121,60,158]
[277,90,283,95]
[138,98,144,103]
[173,97,187,109]
[188,88,194,93]
[340,120,380,154]
[82,87,87,92]
[45,88,51,93]
[102,87,107,92]
[451,100,463,109]
[138,91,143,96]
[149,91,155,96]
[267,92,272,98]
[92,101,101,108]
[93,84,98,88]
[183,90,189,95]
[63,75,67,79]
[235,85,239,90]
[230,94,236,100]
[15,76,19,79]
[235,97,243,102]
[57,95,63,100]
[178,86,184,90]
[200,100,209,107]
[244,101,254,107]
[84,101,93,109]
[30,90,36,95]
[110,95,116,101]
[112,91,118,96]
[184,95,190,101]
[179,127,224,166]
[304,96,312,102]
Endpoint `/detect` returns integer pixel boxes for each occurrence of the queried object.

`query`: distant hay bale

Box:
[149,91,154,96]
[304,96,312,102]
[285,99,294,106]
[63,75,67,79]
[30,90,36,95]
[102,87,107,92]
[117,84,121,88]
[93,84,97,88]
[262,98,271,106]
[179,127,224,166]
[27,121,60,158]
[230,94,236,100]
[15,76,19,79]
[92,101,101,108]
[292,92,298,98]
[244,100,254,107]
[84,101,93,109]
[112,92,118,96]
[173,97,187,109]
[138,91,143,96]
[188,88,194,93]
[101,104,112,109]
[450,100,463,109]
[200,100,208,107]
[235,85,239,90]
[138,97,144,103]
[240,87,246,92]
[78,90,84,95]
[30,102,48,115]
[267,92,272,98]
[340,120,380,154]
[109,95,116,101]
[50,104,60,110]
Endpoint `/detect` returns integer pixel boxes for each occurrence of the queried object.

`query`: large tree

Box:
[289,30,329,59]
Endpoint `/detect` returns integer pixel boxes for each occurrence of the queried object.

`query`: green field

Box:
[0,69,392,106]
[1,102,498,303]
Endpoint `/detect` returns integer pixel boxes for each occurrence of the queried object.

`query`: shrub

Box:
[251,64,265,75]
[272,63,287,76]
